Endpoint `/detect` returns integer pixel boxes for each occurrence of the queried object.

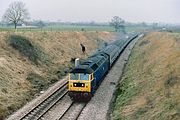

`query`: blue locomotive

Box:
[68,33,138,101]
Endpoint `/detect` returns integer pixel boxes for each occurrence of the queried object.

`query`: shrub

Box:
[8,35,49,65]
[164,75,178,88]
[27,73,47,91]
[56,63,73,79]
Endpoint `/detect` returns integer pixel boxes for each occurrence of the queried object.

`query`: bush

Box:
[8,35,48,65]
[56,63,73,78]
[27,73,47,91]
[164,75,178,88]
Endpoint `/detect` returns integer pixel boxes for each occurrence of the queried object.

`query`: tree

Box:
[36,21,46,28]
[110,16,126,33]
[141,22,147,27]
[2,1,29,29]
[152,22,158,30]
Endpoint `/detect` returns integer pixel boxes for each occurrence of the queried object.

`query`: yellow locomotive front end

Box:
[68,73,94,101]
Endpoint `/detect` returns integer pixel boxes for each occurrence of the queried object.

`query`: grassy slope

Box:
[0,31,116,119]
[112,32,180,120]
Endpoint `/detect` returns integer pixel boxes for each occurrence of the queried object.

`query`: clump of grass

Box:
[56,65,72,78]
[27,73,48,91]
[48,62,73,85]
[8,35,50,65]
[164,100,176,111]
[47,74,59,84]
[0,104,8,120]
[27,63,73,92]
[116,79,139,107]
[153,99,179,120]
[133,107,148,119]
[164,74,178,88]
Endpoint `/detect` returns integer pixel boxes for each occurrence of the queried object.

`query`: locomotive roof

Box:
[71,54,105,74]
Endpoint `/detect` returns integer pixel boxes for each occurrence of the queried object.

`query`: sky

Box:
[0,0,180,23]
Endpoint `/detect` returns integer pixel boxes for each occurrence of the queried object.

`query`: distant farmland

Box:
[0,24,113,32]
[0,24,150,32]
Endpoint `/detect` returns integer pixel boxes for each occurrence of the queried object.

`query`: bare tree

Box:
[2,1,29,29]
[110,16,126,33]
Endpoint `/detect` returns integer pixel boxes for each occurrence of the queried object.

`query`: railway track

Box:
[19,81,68,120]
[58,102,86,120]
[55,35,139,120]
[9,34,141,120]
[78,34,143,120]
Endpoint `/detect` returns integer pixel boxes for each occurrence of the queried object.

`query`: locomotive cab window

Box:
[70,73,78,80]
[80,74,89,80]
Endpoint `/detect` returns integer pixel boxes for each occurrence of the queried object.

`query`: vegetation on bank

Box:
[112,32,180,120]
[8,35,50,65]
[0,31,115,119]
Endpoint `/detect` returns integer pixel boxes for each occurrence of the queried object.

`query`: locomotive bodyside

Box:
[68,54,109,101]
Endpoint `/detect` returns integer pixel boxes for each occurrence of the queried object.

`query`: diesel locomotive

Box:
[68,33,138,101]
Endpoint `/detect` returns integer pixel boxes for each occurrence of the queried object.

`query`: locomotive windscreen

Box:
[70,73,89,80]
[70,74,78,80]
[80,74,89,80]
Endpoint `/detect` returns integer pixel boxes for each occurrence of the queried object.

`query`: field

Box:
[111,32,180,120]
[0,24,150,32]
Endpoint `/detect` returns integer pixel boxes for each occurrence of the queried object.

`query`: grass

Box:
[0,25,114,32]
[112,48,143,120]
[0,24,150,32]
[8,35,50,65]
[26,65,72,91]
[111,32,180,120]
[115,78,140,107]
[0,31,114,119]
[27,73,47,91]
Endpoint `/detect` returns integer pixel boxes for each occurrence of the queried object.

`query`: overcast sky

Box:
[0,0,180,23]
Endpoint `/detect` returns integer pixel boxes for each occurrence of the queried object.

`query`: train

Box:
[68,33,139,101]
